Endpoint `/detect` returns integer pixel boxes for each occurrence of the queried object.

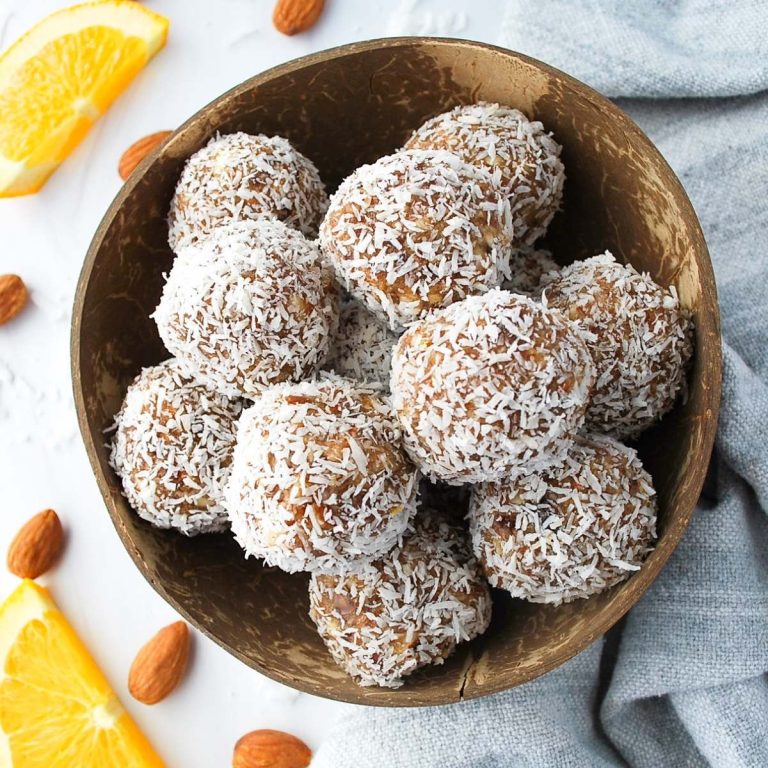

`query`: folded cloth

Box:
[502,0,768,99]
[312,3,768,766]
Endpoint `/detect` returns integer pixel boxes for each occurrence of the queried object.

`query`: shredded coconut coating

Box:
[502,246,559,297]
[319,149,514,330]
[405,102,564,247]
[226,375,420,574]
[309,512,491,688]
[390,289,595,484]
[469,433,657,605]
[153,219,339,399]
[109,358,243,536]
[168,132,328,250]
[325,301,401,389]
[542,252,694,439]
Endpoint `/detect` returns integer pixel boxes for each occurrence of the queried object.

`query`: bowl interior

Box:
[72,38,721,706]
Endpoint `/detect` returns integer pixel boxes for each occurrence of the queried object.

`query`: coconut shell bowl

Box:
[71,38,722,706]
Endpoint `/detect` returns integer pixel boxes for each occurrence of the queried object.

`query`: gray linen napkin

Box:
[312,2,768,765]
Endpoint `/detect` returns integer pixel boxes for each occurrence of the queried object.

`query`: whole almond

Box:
[233,730,312,768]
[128,621,190,704]
[7,509,63,579]
[118,131,172,180]
[272,0,325,35]
[0,274,29,326]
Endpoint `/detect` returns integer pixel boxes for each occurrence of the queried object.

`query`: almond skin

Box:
[7,509,63,579]
[233,730,312,768]
[0,274,29,326]
[272,0,325,35]
[128,621,190,705]
[118,131,172,180]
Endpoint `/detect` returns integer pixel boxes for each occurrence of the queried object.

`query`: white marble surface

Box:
[0,1,505,764]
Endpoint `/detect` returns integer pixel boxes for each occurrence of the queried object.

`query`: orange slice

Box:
[0,580,165,767]
[0,1,169,197]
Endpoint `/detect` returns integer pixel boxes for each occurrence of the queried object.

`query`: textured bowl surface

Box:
[72,38,721,706]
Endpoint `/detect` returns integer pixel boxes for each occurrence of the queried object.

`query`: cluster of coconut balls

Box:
[109,103,694,689]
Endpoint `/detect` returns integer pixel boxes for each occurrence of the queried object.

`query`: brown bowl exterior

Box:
[71,38,721,706]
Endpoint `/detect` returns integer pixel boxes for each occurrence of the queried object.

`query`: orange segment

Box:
[0,1,169,197]
[0,580,165,768]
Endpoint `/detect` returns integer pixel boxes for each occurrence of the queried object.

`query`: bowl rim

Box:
[71,36,723,707]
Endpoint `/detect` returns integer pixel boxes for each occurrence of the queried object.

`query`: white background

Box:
[0,0,509,765]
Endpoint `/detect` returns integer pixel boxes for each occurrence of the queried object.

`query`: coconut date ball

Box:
[109,359,243,536]
[543,251,694,438]
[168,132,328,250]
[469,433,657,605]
[319,149,513,329]
[325,301,401,389]
[309,513,491,688]
[391,289,595,484]
[405,102,564,247]
[153,219,339,399]
[226,376,419,573]
[502,246,559,297]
